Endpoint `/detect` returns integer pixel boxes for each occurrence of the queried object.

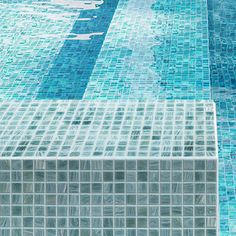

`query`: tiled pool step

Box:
[0,101,217,158]
[0,101,218,236]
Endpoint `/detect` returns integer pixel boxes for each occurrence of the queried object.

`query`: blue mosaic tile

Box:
[36,0,119,99]
[0,0,118,100]
[0,0,235,235]
[208,0,236,235]
[83,0,211,100]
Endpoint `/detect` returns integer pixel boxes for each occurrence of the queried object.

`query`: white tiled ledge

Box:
[0,100,217,159]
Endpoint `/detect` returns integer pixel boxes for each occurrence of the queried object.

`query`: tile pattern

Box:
[0,1,229,236]
[207,0,236,235]
[36,0,119,99]
[0,101,216,158]
[0,0,77,100]
[0,159,217,236]
[0,0,115,100]
[83,0,211,100]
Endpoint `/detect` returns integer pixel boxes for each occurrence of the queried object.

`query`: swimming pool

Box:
[0,0,235,235]
[0,0,211,100]
[0,0,119,100]
[208,0,236,234]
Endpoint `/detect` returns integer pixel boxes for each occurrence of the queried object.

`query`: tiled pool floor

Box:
[0,0,118,100]
[83,0,211,100]
[0,0,78,99]
[208,0,236,234]
[0,0,211,100]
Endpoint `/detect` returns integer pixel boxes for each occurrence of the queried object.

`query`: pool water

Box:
[83,0,211,100]
[36,0,119,99]
[0,0,235,235]
[0,0,119,100]
[208,0,236,234]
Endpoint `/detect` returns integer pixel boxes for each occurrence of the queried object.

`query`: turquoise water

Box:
[83,0,211,100]
[208,0,236,234]
[0,0,78,99]
[0,0,211,100]
[36,0,119,99]
[0,0,235,235]
[0,0,118,99]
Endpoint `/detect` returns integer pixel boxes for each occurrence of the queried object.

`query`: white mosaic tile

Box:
[0,101,217,158]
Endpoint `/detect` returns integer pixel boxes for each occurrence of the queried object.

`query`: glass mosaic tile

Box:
[208,0,236,235]
[0,159,218,236]
[83,0,211,100]
[0,101,217,158]
[0,0,234,235]
[0,0,118,100]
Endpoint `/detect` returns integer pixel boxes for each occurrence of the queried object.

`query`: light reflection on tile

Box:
[0,101,216,158]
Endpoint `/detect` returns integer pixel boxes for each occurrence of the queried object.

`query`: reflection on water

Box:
[83,0,211,100]
[65,32,104,40]
[36,0,119,99]
[0,0,112,100]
